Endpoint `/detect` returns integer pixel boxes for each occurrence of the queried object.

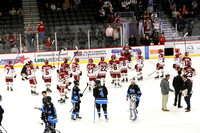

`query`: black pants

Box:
[136,100,140,108]
[174,91,182,106]
[72,102,80,114]
[184,95,192,110]
[96,103,107,112]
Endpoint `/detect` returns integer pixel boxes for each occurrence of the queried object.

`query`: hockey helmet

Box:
[100,57,105,61]
[158,49,163,53]
[111,55,116,60]
[74,80,79,85]
[44,59,48,65]
[95,80,101,85]
[138,51,142,55]
[121,52,124,56]
[28,60,33,65]
[8,60,12,64]
[187,61,192,67]
[64,58,68,63]
[75,58,79,62]
[185,51,189,56]
[175,49,180,53]
[45,96,52,103]
[89,58,93,63]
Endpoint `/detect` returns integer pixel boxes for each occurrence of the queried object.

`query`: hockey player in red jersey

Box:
[155,49,165,79]
[87,58,97,90]
[135,51,144,81]
[26,60,39,95]
[97,57,108,86]
[173,49,182,71]
[57,67,69,103]
[41,59,55,92]
[111,55,122,87]
[119,52,129,82]
[4,60,16,91]
[122,44,133,68]
[108,55,115,84]
[60,58,71,91]
[183,61,196,86]
[182,51,191,68]
[72,58,82,81]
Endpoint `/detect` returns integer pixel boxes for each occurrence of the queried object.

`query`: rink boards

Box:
[0,40,200,68]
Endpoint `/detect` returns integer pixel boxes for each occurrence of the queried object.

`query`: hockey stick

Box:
[1,125,7,133]
[184,32,188,53]
[148,70,156,76]
[57,49,64,69]
[69,46,79,64]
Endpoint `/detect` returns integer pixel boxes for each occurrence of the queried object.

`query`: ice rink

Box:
[0,57,200,133]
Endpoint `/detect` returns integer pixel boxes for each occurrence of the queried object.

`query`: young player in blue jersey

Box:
[93,80,108,120]
[71,80,83,120]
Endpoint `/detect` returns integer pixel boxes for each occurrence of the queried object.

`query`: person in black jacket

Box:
[180,75,192,112]
[129,34,137,46]
[0,95,4,133]
[172,70,183,108]
[21,63,29,81]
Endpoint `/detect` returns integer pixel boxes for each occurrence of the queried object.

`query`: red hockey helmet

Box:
[158,49,163,53]
[100,56,105,61]
[89,58,93,63]
[75,58,79,62]
[185,51,189,56]
[175,49,180,53]
[8,60,12,64]
[44,59,48,65]
[64,58,68,63]
[111,55,116,60]
[28,60,33,65]
[138,51,142,55]
[187,61,192,67]
[121,52,124,56]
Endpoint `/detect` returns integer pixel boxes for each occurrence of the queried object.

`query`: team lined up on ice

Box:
[4,45,196,96]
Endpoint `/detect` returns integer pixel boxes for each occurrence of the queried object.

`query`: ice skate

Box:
[155,76,159,79]
[10,87,13,91]
[71,116,76,120]
[121,78,125,82]
[118,83,122,87]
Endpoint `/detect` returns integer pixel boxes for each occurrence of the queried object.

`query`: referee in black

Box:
[172,70,183,108]
[180,75,192,112]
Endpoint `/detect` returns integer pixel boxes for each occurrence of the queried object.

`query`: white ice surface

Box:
[0,57,200,133]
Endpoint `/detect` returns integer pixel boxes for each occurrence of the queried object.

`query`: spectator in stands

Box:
[159,33,166,45]
[75,0,81,10]
[50,3,56,10]
[192,0,198,9]
[0,36,5,45]
[9,7,17,15]
[153,20,160,30]
[26,30,35,52]
[5,34,11,45]
[143,11,149,20]
[22,45,28,52]
[138,16,144,36]
[97,6,105,24]
[151,11,157,18]
[152,29,159,45]
[27,24,31,32]
[112,28,120,46]
[169,0,176,12]
[0,12,5,21]
[109,14,115,23]
[129,34,136,46]
[172,8,178,18]
[11,33,19,46]
[137,0,143,11]
[69,0,75,9]
[145,35,151,45]
[180,5,188,15]
[140,34,146,45]
[147,4,153,16]
[45,37,53,51]
[121,0,127,11]
[153,0,158,12]
[11,44,19,53]
[115,15,120,26]
[62,2,68,10]
[144,20,151,37]
[37,21,45,44]
[106,25,114,45]
[17,8,23,16]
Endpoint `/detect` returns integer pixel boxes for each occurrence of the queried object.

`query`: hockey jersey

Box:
[93,86,108,104]
[4,65,15,78]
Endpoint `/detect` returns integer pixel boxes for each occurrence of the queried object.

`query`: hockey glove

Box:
[78,100,81,103]
[53,66,55,68]
[70,73,72,77]
[57,85,61,91]
[42,76,44,80]
[68,82,72,86]
[36,66,39,69]
[79,71,82,76]
[57,69,59,74]
[80,93,83,97]
[14,75,17,78]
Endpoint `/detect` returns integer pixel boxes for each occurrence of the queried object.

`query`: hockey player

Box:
[97,57,108,86]
[135,51,144,81]
[21,63,29,81]
[60,58,71,91]
[122,44,133,68]
[119,52,129,82]
[41,59,55,93]
[71,80,83,120]
[4,60,16,91]
[182,51,191,68]
[108,55,115,84]
[112,55,122,87]
[43,96,58,133]
[93,80,108,120]
[173,49,182,71]
[126,80,142,120]
[57,67,69,103]
[26,60,39,95]
[87,58,97,90]
[72,58,82,81]
[155,49,165,79]
[183,61,196,86]
[0,103,4,133]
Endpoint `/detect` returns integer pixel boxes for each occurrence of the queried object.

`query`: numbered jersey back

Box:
[183,67,196,78]
[87,63,97,75]
[119,57,128,70]
[174,53,182,64]
[182,57,191,67]
[137,56,143,66]
[26,65,36,78]
[72,62,80,75]
[42,65,53,78]
[112,60,121,73]
[98,62,108,74]
[61,63,70,72]
[4,65,15,78]
[58,72,66,85]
